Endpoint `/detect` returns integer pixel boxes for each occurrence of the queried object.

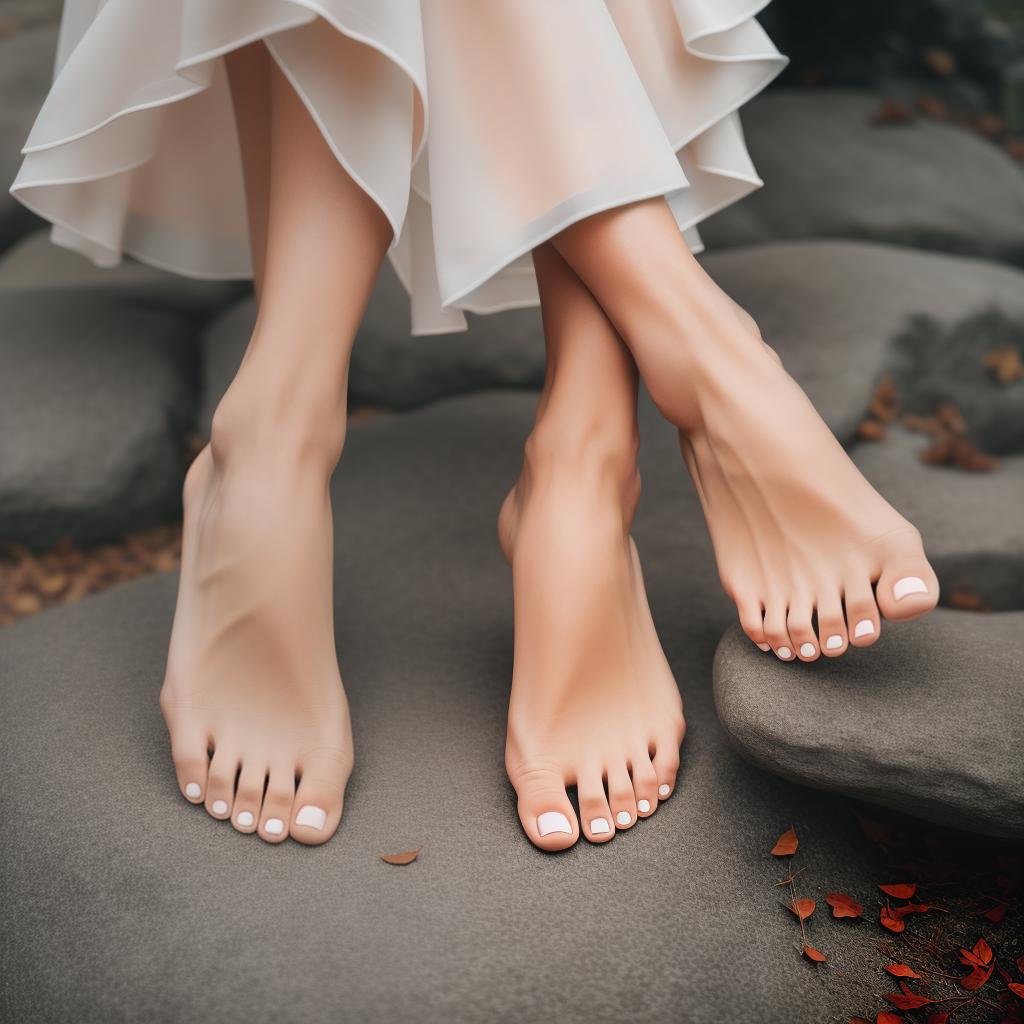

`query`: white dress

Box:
[10,0,786,335]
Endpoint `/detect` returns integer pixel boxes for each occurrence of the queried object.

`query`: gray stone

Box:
[0,25,57,249]
[0,390,913,1024]
[700,241,1024,443]
[0,287,199,548]
[702,90,1024,265]
[714,610,1024,840]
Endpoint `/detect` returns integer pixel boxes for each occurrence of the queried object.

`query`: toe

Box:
[204,747,239,820]
[509,760,579,852]
[291,749,352,846]
[606,761,638,831]
[876,544,939,622]
[844,579,880,647]
[737,596,770,651]
[763,601,795,661]
[259,766,296,844]
[170,725,210,805]
[816,590,848,657]
[651,731,682,800]
[630,752,660,817]
[576,767,615,844]
[232,761,265,833]
[786,599,819,662]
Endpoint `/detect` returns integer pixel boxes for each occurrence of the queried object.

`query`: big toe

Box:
[510,761,579,852]
[291,749,352,846]
[876,543,939,622]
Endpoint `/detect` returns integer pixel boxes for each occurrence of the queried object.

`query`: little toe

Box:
[232,762,266,833]
[816,592,848,657]
[291,749,351,846]
[876,557,939,622]
[170,727,210,805]
[786,601,819,662]
[763,602,795,661]
[510,761,578,852]
[651,731,681,800]
[630,752,660,817]
[205,747,239,820]
[576,767,615,844]
[844,580,881,647]
[259,767,296,844]
[606,762,638,831]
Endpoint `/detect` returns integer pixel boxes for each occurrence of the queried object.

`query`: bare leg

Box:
[161,49,392,845]
[549,200,939,662]
[498,243,684,852]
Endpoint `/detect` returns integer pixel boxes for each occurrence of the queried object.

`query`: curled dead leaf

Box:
[788,897,816,921]
[880,904,906,933]
[826,892,864,919]
[802,944,827,963]
[380,846,423,866]
[771,827,799,857]
[879,883,917,900]
[884,964,922,979]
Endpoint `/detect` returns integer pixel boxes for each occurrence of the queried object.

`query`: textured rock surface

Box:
[703,91,1024,265]
[714,610,1024,839]
[0,287,198,547]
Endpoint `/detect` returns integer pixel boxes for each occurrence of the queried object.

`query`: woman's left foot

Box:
[498,437,685,852]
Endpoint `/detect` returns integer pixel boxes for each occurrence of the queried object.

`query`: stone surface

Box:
[0,391,908,1024]
[714,609,1024,840]
[0,287,199,548]
[703,90,1024,265]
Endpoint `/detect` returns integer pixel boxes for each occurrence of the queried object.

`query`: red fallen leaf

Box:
[803,944,827,962]
[788,897,816,921]
[379,846,423,865]
[877,1015,906,1024]
[827,892,864,919]
[879,883,918,899]
[1008,983,1024,999]
[884,964,922,979]
[885,984,934,1010]
[881,904,906,933]
[983,902,1008,924]
[959,964,993,991]
[960,937,994,967]
[926,1014,949,1024]
[771,827,799,856]
[895,902,941,918]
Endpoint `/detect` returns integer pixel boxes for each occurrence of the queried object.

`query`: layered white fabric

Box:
[11,0,786,335]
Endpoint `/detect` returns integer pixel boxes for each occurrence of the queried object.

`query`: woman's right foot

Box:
[161,411,353,845]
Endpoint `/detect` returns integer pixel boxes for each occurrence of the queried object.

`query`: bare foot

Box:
[160,436,352,845]
[637,288,939,661]
[498,443,685,851]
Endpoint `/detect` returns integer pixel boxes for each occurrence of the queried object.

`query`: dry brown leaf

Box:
[983,345,1024,384]
[770,827,799,856]
[380,846,423,866]
[857,419,887,441]
[923,48,956,77]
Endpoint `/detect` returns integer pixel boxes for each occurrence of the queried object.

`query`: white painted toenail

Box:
[616,811,632,827]
[264,818,284,835]
[658,784,671,797]
[589,817,610,836]
[854,619,875,638]
[756,643,771,652]
[637,800,651,813]
[236,811,254,828]
[537,811,572,837]
[826,634,844,650]
[211,800,228,816]
[799,643,816,658]
[893,576,928,600]
[295,805,327,830]
[185,782,201,799]
[776,646,792,660]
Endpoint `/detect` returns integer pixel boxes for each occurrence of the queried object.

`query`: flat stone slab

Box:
[702,90,1024,266]
[0,391,931,1024]
[714,610,1024,840]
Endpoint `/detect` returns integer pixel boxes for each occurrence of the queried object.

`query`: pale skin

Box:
[163,43,937,850]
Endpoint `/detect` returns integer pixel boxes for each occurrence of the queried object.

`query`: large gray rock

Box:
[0,287,199,547]
[714,610,1024,840]
[703,91,1024,265]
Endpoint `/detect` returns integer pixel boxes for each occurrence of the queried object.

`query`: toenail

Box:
[537,811,572,837]
[854,619,875,638]
[264,818,284,835]
[236,811,254,828]
[658,784,671,797]
[776,646,792,660]
[616,811,631,827]
[756,642,771,652]
[211,800,228,816]
[295,805,327,830]
[637,800,651,813]
[589,817,610,836]
[893,576,928,600]
[799,643,816,658]
[185,782,202,800]
[826,634,844,650]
